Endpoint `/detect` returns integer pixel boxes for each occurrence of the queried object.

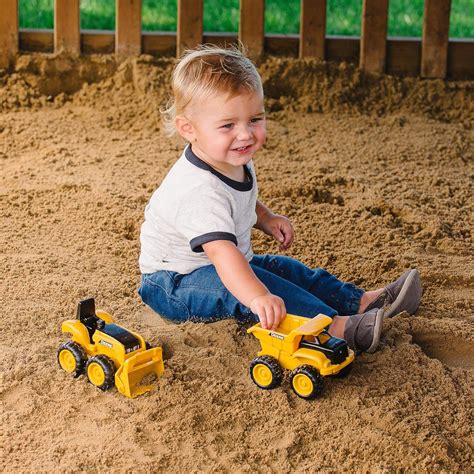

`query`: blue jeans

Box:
[138,255,363,323]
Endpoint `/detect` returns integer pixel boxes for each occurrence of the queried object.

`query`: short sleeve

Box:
[175,188,237,252]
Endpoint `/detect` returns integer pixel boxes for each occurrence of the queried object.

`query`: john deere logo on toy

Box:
[269,332,284,340]
[99,339,113,348]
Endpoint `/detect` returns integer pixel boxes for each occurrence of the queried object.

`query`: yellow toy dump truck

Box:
[247,313,355,400]
[57,298,164,398]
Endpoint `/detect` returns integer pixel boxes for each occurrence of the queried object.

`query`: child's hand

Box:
[262,214,294,251]
[250,293,286,330]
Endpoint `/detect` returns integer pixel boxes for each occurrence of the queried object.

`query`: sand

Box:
[1,54,473,472]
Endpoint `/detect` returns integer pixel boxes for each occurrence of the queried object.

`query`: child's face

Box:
[177,89,266,173]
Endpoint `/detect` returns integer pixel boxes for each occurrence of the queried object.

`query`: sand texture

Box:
[1,54,473,472]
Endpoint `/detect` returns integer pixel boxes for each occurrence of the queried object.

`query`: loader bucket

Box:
[115,347,164,398]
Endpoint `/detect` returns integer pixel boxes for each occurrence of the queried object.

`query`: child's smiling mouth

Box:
[232,144,253,154]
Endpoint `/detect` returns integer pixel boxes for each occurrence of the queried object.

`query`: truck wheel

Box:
[333,362,353,378]
[57,341,87,378]
[86,355,115,391]
[249,355,283,390]
[290,365,324,400]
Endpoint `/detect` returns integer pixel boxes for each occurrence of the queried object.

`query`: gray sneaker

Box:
[365,269,422,319]
[343,307,385,354]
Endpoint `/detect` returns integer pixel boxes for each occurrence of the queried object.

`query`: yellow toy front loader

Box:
[58,298,164,398]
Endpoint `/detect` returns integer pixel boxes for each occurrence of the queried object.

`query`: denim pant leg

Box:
[250,264,338,318]
[139,260,340,322]
[138,267,254,323]
[250,254,363,316]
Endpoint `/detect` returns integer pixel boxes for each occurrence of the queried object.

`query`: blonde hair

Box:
[161,44,263,136]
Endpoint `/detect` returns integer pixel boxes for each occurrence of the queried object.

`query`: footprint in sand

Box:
[412,332,474,370]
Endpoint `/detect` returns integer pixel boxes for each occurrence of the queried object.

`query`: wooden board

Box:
[202,32,238,49]
[82,30,115,54]
[360,0,389,73]
[19,29,54,53]
[265,34,299,57]
[144,32,237,56]
[177,0,203,57]
[116,0,142,56]
[16,29,474,80]
[143,32,176,56]
[0,0,18,69]
[421,0,452,78]
[54,0,80,54]
[299,0,326,60]
[447,39,474,80]
[326,35,359,63]
[386,37,421,77]
[239,0,265,58]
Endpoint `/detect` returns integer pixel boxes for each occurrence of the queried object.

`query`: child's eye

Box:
[221,123,234,129]
[250,117,263,124]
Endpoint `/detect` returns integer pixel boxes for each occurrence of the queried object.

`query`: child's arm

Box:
[254,200,294,250]
[203,240,286,330]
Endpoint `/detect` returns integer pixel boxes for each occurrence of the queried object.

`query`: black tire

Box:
[85,355,116,391]
[332,362,353,378]
[249,355,283,390]
[289,365,324,400]
[57,341,87,378]
[145,341,152,350]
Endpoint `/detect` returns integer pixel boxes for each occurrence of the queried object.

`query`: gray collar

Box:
[185,146,253,192]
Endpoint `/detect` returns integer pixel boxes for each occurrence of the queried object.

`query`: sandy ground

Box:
[1,54,473,472]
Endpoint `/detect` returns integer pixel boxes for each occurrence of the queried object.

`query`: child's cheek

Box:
[218,135,233,151]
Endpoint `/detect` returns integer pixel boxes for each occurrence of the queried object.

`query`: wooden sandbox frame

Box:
[0,0,472,79]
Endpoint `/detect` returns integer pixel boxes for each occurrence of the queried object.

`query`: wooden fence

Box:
[0,0,472,79]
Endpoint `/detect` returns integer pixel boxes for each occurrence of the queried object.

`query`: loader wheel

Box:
[86,355,115,391]
[249,356,283,390]
[290,365,324,400]
[57,341,86,378]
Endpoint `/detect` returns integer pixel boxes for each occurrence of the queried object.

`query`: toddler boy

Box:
[138,45,422,353]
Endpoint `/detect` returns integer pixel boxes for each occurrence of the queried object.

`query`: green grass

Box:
[20,0,473,38]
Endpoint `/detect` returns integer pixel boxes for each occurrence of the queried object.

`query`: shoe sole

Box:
[385,269,422,319]
[366,307,385,353]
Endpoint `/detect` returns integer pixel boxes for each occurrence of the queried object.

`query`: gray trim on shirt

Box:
[185,145,253,192]
[190,231,238,252]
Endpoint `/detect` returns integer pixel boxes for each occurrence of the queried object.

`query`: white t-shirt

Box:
[139,145,258,275]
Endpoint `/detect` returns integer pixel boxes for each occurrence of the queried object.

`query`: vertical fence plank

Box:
[54,0,80,54]
[177,0,203,57]
[116,0,142,56]
[0,0,18,69]
[239,0,265,58]
[360,0,389,73]
[421,0,451,78]
[299,0,326,59]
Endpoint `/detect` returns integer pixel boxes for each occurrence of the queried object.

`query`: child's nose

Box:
[237,124,253,140]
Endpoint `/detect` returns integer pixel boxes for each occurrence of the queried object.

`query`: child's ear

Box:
[175,116,195,142]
